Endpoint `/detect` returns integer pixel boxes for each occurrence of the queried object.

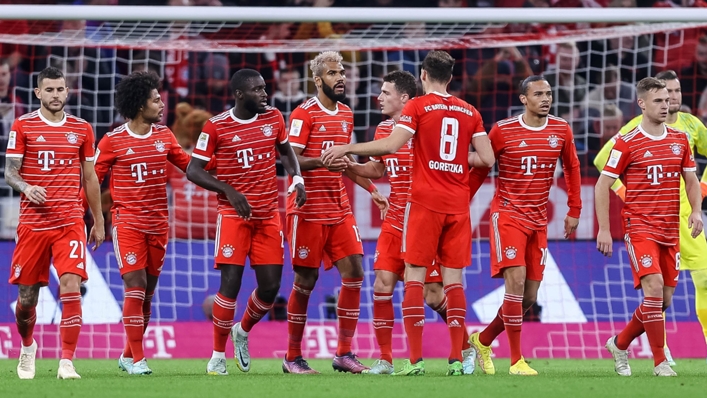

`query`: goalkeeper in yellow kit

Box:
[594,70,707,364]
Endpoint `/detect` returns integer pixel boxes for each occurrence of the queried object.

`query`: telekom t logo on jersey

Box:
[647,165,663,185]
[385,158,399,177]
[521,156,537,176]
[237,148,254,168]
[321,141,335,154]
[131,162,148,183]
[38,150,55,171]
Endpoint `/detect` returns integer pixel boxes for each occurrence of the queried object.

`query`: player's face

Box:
[639,88,670,123]
[317,62,346,102]
[34,78,68,113]
[663,79,682,114]
[239,76,268,114]
[520,80,552,117]
[378,81,407,117]
[141,89,164,124]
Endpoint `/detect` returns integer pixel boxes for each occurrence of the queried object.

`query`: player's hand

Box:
[23,185,47,205]
[371,189,389,220]
[321,144,349,167]
[88,218,105,251]
[323,157,348,172]
[563,215,579,239]
[225,187,252,219]
[292,184,306,208]
[688,211,704,238]
[596,229,613,257]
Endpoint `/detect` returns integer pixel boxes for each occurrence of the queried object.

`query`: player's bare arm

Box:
[277,141,307,208]
[4,157,46,204]
[186,157,251,219]
[595,174,617,257]
[321,127,411,165]
[469,134,495,168]
[682,169,704,238]
[292,145,347,172]
[343,158,389,219]
[82,160,105,250]
[342,157,386,179]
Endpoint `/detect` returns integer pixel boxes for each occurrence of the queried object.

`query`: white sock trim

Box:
[212,351,226,360]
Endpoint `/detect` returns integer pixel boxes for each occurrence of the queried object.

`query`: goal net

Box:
[0,10,706,360]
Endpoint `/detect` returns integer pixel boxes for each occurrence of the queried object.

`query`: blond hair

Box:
[309,51,343,77]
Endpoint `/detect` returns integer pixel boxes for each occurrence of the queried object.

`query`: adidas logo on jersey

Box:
[644,151,653,158]
[232,135,242,142]
[519,141,528,147]
[76,262,84,270]
[414,320,425,327]
[37,135,46,142]
[126,148,135,155]
[319,125,326,132]
[429,270,439,277]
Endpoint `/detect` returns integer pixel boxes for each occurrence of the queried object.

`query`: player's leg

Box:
[678,220,707,362]
[9,224,51,379]
[52,223,90,379]
[327,214,367,373]
[283,215,323,374]
[649,245,679,376]
[367,270,398,374]
[690,269,707,358]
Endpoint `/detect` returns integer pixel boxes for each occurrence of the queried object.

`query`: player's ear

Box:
[313,75,321,88]
[519,94,526,105]
[33,87,40,99]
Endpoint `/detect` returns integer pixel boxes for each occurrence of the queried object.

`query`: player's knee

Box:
[257,280,281,303]
[336,255,364,279]
[373,275,396,293]
[17,285,40,308]
[294,267,318,289]
[641,275,664,298]
[59,274,82,294]
[424,290,444,309]
[522,296,537,311]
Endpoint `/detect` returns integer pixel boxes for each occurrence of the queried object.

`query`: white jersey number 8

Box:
[439,117,459,161]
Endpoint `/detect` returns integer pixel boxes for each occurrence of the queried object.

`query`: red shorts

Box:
[214,214,284,267]
[9,222,88,286]
[374,221,443,284]
[112,225,168,277]
[402,202,471,269]
[624,234,680,289]
[490,212,548,281]
[287,213,363,270]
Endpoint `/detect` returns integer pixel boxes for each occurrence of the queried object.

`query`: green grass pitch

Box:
[0,359,705,398]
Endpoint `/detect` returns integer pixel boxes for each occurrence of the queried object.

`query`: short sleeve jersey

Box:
[192,107,288,219]
[5,110,95,231]
[601,125,696,245]
[286,97,355,223]
[396,92,486,214]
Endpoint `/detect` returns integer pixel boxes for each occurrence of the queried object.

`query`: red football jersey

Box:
[5,110,95,231]
[192,107,288,220]
[371,119,413,231]
[286,97,354,223]
[397,92,486,214]
[474,114,582,230]
[95,123,192,235]
[167,163,218,240]
[601,125,696,245]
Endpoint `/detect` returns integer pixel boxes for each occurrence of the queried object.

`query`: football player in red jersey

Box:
[5,67,104,379]
[187,69,306,376]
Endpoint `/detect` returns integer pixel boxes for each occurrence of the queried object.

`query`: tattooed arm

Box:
[4,157,46,204]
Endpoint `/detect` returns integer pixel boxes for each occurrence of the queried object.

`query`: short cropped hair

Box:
[519,75,549,95]
[636,77,666,98]
[115,71,161,120]
[655,70,679,81]
[421,50,455,84]
[309,51,343,77]
[383,70,417,98]
[37,67,65,87]
[229,68,262,95]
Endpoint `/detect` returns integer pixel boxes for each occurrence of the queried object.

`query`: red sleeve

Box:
[468,123,503,197]
[192,120,217,162]
[370,125,386,162]
[682,134,697,171]
[80,123,96,162]
[288,107,311,149]
[167,129,193,173]
[5,119,25,158]
[275,110,288,144]
[561,124,582,218]
[397,100,418,135]
[94,134,117,184]
[601,135,630,179]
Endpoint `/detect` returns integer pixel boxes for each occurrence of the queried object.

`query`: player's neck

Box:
[316,92,337,111]
[232,105,255,121]
[390,112,401,123]
[425,83,448,96]
[665,111,678,124]
[39,107,64,123]
[521,112,547,128]
[639,118,665,137]
[128,118,152,136]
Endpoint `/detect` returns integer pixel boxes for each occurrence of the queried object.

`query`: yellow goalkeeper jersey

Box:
[594,112,707,270]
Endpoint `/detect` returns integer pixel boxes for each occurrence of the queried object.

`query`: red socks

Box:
[15,302,36,347]
[286,283,311,361]
[59,292,82,360]
[123,290,153,359]
[444,283,467,362]
[373,292,395,363]
[616,306,645,350]
[240,290,274,333]
[212,293,236,353]
[502,293,523,365]
[641,297,666,366]
[431,294,471,351]
[402,281,425,363]
[336,278,362,356]
[479,307,505,347]
[122,288,146,362]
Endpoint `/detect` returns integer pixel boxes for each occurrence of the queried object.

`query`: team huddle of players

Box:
[5,49,707,380]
